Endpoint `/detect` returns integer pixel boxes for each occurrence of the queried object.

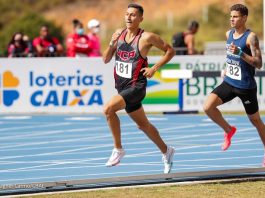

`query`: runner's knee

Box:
[103,104,115,117]
[203,102,213,114]
[249,115,262,127]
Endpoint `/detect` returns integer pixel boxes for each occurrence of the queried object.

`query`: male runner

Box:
[203,4,265,166]
[102,3,175,173]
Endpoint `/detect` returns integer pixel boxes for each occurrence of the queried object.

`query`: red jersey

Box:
[33,36,60,48]
[87,33,101,57]
[114,28,148,90]
[66,33,91,57]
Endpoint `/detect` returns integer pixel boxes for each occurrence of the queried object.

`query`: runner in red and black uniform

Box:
[114,28,147,112]
[103,3,175,174]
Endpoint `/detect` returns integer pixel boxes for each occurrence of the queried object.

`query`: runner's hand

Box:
[109,31,121,47]
[221,69,226,79]
[140,67,156,79]
[229,42,240,55]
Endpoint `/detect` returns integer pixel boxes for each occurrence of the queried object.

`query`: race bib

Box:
[115,61,132,78]
[226,63,242,80]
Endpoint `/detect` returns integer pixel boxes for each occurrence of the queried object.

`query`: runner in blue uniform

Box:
[102,3,175,173]
[203,4,265,166]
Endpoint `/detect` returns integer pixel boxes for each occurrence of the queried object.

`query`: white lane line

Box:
[1,116,32,120]
[0,124,117,148]
[0,143,114,160]
[0,158,109,173]
[0,128,255,150]
[0,131,259,160]
[0,123,75,141]
[0,156,262,174]
[202,117,237,122]
[148,117,168,121]
[0,122,71,133]
[0,123,200,149]
[0,140,262,173]
[0,169,165,182]
[1,163,255,174]
[0,148,262,165]
[65,117,100,121]
[0,132,258,166]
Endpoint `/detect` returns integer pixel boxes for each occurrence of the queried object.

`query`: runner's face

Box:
[125,8,143,29]
[230,11,246,28]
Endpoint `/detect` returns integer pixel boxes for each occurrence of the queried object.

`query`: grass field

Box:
[18,180,265,198]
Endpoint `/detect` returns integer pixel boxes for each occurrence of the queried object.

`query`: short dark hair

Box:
[188,20,199,30]
[72,19,82,28]
[128,3,144,16]
[230,4,248,16]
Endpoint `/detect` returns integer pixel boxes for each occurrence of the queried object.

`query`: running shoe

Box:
[162,146,175,174]
[105,148,125,167]
[222,126,237,151]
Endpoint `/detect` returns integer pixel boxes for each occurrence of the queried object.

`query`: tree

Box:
[0,12,64,56]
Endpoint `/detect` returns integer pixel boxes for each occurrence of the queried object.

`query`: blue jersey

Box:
[224,29,256,89]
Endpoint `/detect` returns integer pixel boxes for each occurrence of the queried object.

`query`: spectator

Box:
[33,25,64,57]
[172,20,201,55]
[66,19,91,57]
[87,19,101,57]
[8,32,30,57]
[22,34,35,57]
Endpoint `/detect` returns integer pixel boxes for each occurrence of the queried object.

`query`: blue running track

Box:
[0,114,264,189]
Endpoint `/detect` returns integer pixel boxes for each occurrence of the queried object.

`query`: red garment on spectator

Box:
[8,44,29,57]
[66,33,91,57]
[33,36,60,49]
[87,33,101,57]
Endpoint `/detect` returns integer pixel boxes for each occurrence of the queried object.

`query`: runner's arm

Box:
[103,29,123,64]
[241,33,262,69]
[141,33,175,78]
[222,30,231,77]
[185,34,196,55]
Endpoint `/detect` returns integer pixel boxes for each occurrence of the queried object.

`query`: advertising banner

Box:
[0,58,116,113]
[177,55,265,112]
[0,56,264,113]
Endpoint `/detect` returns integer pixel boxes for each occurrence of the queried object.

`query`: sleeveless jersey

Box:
[224,29,256,89]
[114,28,148,91]
[172,32,189,55]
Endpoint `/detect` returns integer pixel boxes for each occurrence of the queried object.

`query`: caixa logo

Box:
[30,89,103,106]
[29,71,104,107]
[0,71,20,106]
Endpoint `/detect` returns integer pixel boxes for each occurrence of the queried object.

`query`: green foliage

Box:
[0,0,69,56]
[195,4,229,49]
[247,2,263,38]
[0,12,63,56]
[0,0,263,56]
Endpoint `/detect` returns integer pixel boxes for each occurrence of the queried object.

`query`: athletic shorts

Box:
[118,86,146,113]
[212,81,259,115]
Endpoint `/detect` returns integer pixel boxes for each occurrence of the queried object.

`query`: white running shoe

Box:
[162,146,175,174]
[105,148,125,167]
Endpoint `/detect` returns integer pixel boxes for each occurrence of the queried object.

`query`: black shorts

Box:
[118,86,146,113]
[212,81,258,115]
